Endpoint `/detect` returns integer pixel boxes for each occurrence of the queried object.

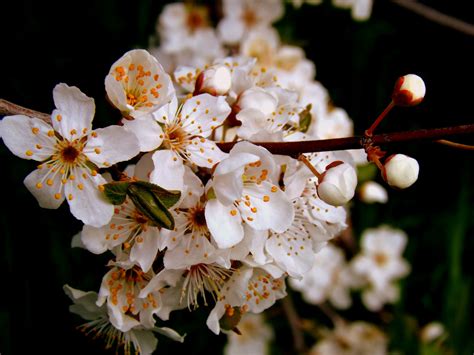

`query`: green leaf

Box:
[127,184,175,230]
[298,104,312,133]
[131,181,181,208]
[103,181,131,205]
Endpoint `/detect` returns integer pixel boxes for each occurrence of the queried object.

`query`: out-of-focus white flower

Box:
[224,313,274,355]
[420,322,446,343]
[392,74,426,106]
[332,0,373,21]
[311,107,354,139]
[351,225,410,310]
[240,27,280,67]
[309,321,388,355]
[383,154,419,189]
[105,49,175,119]
[359,181,388,203]
[0,84,140,227]
[317,162,358,207]
[290,244,360,309]
[217,0,284,45]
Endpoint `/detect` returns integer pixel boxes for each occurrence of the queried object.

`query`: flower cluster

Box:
[0,1,425,354]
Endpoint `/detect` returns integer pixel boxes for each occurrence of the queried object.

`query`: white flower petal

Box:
[266,222,314,278]
[217,17,245,44]
[0,115,55,161]
[240,182,294,233]
[24,168,65,209]
[130,330,158,355]
[85,126,140,168]
[52,83,95,141]
[130,228,161,272]
[181,94,231,137]
[174,65,199,92]
[65,173,113,227]
[80,225,110,254]
[164,232,218,269]
[212,152,259,205]
[180,166,205,208]
[150,150,185,191]
[122,116,164,152]
[205,199,244,249]
[186,137,227,168]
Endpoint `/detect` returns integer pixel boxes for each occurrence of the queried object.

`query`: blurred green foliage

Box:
[0,1,472,354]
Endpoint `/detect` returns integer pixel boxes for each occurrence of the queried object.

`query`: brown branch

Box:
[218,124,474,154]
[391,0,474,36]
[1,98,473,155]
[281,295,306,354]
[0,99,51,123]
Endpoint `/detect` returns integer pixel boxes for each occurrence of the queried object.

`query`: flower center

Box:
[163,123,190,155]
[187,8,208,31]
[60,144,80,163]
[374,252,388,266]
[242,8,257,27]
[181,263,233,309]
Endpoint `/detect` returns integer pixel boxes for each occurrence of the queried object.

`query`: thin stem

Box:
[365,101,395,136]
[281,296,306,354]
[436,139,474,150]
[298,154,322,180]
[391,0,474,36]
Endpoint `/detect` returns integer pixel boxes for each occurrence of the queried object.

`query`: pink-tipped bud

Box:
[383,154,419,189]
[392,74,426,106]
[194,65,232,96]
[317,161,357,206]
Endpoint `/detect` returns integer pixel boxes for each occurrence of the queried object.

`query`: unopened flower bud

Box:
[317,161,357,206]
[359,181,388,204]
[392,74,426,106]
[194,65,232,95]
[383,154,419,189]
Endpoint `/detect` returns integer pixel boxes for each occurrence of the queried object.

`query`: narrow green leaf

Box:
[103,181,131,205]
[132,181,181,208]
[127,184,175,230]
[298,104,312,133]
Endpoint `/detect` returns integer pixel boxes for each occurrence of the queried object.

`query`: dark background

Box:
[1,1,473,354]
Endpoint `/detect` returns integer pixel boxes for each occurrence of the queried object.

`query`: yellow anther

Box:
[68,194,74,200]
[271,186,278,193]
[46,179,53,186]
[35,144,42,149]
[25,150,33,156]
[70,129,77,135]
[263,195,270,202]
[54,193,61,200]
[56,114,62,122]
[36,182,43,189]
[230,210,237,216]
[91,170,97,176]
[98,185,105,192]
[77,183,84,190]
[47,130,55,137]
[69,175,75,181]
[31,127,39,135]
[94,148,101,154]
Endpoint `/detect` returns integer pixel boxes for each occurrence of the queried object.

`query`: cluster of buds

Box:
[364,74,425,190]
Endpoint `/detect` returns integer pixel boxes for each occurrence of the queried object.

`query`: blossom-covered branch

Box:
[1,98,472,155]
